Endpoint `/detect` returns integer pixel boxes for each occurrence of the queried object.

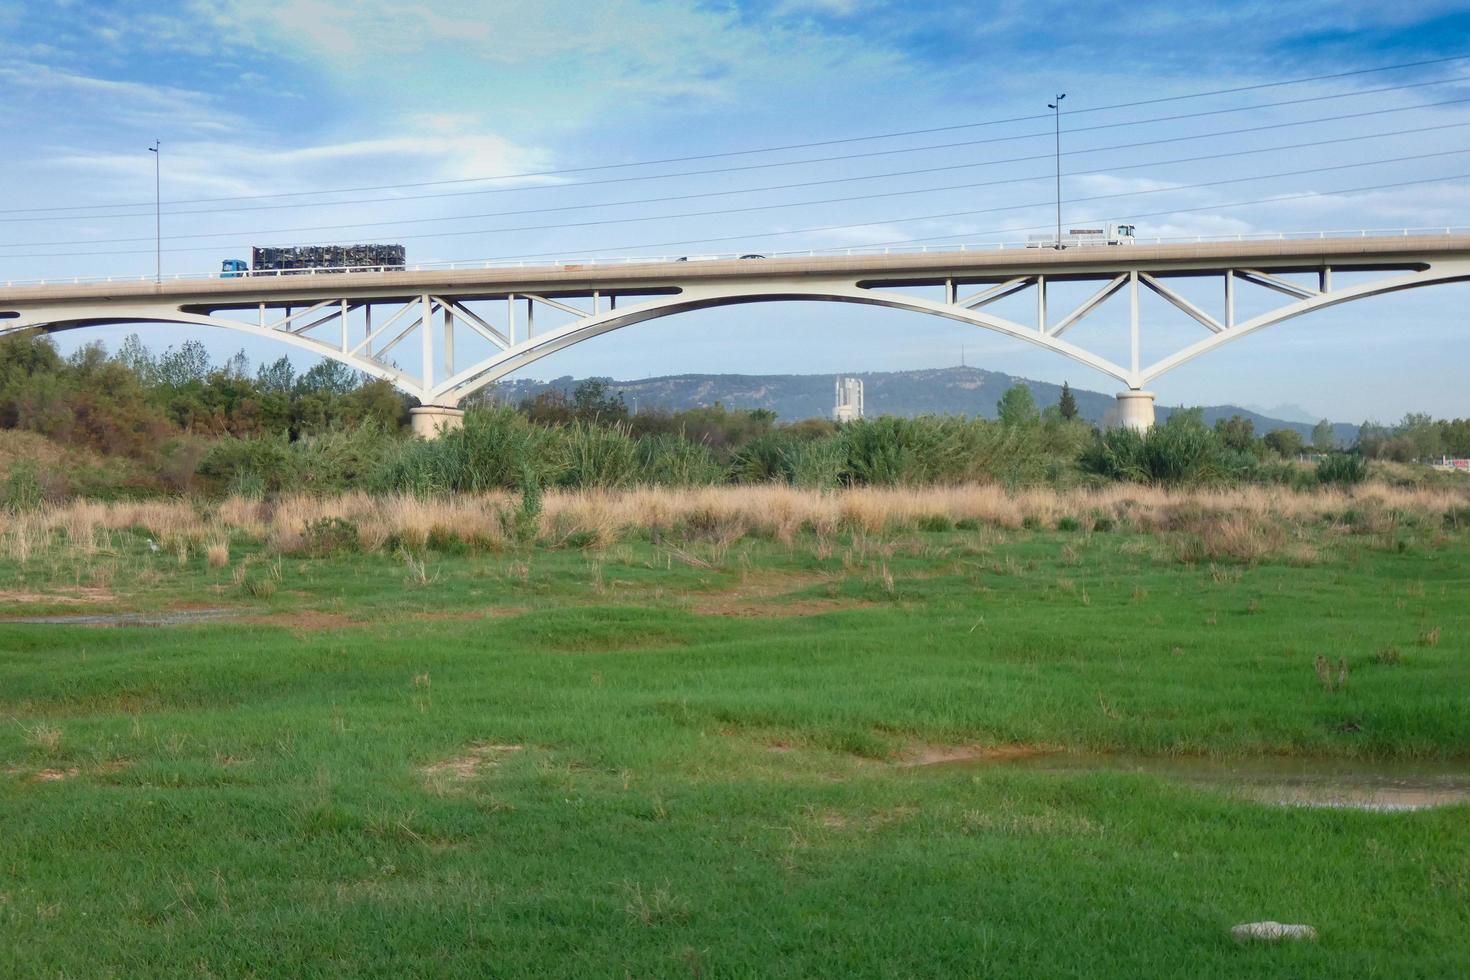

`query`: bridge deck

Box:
[5,235,1470,306]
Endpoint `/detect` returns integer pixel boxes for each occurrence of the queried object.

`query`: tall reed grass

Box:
[2,482,1463,564]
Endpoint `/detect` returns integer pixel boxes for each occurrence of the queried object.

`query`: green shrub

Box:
[635,433,722,486]
[560,421,638,489]
[198,433,297,495]
[293,425,395,491]
[841,416,952,486]
[729,432,801,484]
[426,527,468,554]
[301,517,359,557]
[199,424,393,496]
[1084,413,1235,486]
[374,408,560,495]
[2,461,44,513]
[786,436,847,489]
[1316,452,1368,487]
[502,470,543,545]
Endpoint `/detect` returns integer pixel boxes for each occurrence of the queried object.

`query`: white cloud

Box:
[190,0,914,120]
[0,61,242,134]
[46,128,552,203]
[774,0,874,16]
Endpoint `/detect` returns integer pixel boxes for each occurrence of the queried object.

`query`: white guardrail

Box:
[3,226,1468,288]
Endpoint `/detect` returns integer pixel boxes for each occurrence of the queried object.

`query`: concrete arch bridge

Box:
[2,235,1468,435]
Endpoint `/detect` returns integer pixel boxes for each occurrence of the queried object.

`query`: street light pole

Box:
[147,140,160,283]
[1047,94,1065,249]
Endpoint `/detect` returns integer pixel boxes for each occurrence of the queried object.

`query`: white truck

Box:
[1027,222,1137,248]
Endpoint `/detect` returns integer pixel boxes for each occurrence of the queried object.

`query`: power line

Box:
[7,155,1466,260]
[442,172,1470,261]
[3,54,1468,217]
[7,93,1468,226]
[9,124,1469,249]
[845,182,1470,251]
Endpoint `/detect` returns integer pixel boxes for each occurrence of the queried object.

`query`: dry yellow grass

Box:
[1,482,1464,563]
[205,539,230,568]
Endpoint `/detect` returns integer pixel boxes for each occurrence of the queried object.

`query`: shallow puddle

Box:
[955,751,1470,812]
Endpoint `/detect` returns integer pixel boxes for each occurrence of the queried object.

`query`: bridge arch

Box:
[438,286,1136,405]
[0,310,414,393]
[3,238,1468,431]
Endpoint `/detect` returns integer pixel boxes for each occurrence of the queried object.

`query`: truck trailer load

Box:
[220,244,407,277]
[1026,223,1136,248]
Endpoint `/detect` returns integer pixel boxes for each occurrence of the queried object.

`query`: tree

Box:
[1214,414,1255,452]
[1057,382,1079,421]
[256,356,297,395]
[520,389,574,426]
[571,379,629,423]
[1311,419,1335,452]
[222,349,251,380]
[1442,419,1470,457]
[1355,420,1390,459]
[1263,428,1304,457]
[155,340,212,389]
[341,380,409,430]
[296,360,359,397]
[1397,412,1443,459]
[116,334,157,383]
[996,384,1038,426]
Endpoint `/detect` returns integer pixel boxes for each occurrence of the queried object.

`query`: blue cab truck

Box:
[221,244,407,277]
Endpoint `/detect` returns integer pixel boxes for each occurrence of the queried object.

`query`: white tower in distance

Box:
[833,376,864,422]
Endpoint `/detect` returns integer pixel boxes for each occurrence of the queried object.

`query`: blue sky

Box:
[1,0,1468,421]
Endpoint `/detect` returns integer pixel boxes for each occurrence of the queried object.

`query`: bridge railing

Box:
[4,226,1468,289]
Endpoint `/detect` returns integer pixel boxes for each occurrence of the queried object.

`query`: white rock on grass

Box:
[1231,921,1318,943]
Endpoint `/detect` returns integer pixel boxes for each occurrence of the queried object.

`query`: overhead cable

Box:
[7,125,1469,248]
[2,55,1467,216]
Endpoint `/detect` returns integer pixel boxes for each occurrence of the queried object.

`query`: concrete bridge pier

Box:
[1116,390,1155,432]
[410,405,465,438]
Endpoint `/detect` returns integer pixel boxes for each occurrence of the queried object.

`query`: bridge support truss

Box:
[2,239,1467,436]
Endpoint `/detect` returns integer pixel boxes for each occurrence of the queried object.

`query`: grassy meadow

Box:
[2,483,1468,977]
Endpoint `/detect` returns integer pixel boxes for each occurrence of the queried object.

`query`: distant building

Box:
[833,376,864,422]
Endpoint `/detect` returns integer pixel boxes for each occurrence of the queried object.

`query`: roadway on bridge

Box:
[5,234,1470,306]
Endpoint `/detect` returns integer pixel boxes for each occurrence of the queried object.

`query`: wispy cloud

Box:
[191,0,916,123]
[0,61,242,134]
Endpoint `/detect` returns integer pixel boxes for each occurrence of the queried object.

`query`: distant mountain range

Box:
[486,366,1358,444]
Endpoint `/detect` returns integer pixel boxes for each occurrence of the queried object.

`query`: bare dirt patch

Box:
[241,607,528,631]
[896,744,1059,767]
[813,804,919,832]
[407,606,529,623]
[4,759,131,782]
[33,767,80,781]
[0,587,116,606]
[241,610,358,631]
[421,743,523,781]
[696,596,872,618]
[685,570,868,618]
[5,608,238,627]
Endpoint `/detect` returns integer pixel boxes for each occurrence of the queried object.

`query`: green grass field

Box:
[2,514,1468,977]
